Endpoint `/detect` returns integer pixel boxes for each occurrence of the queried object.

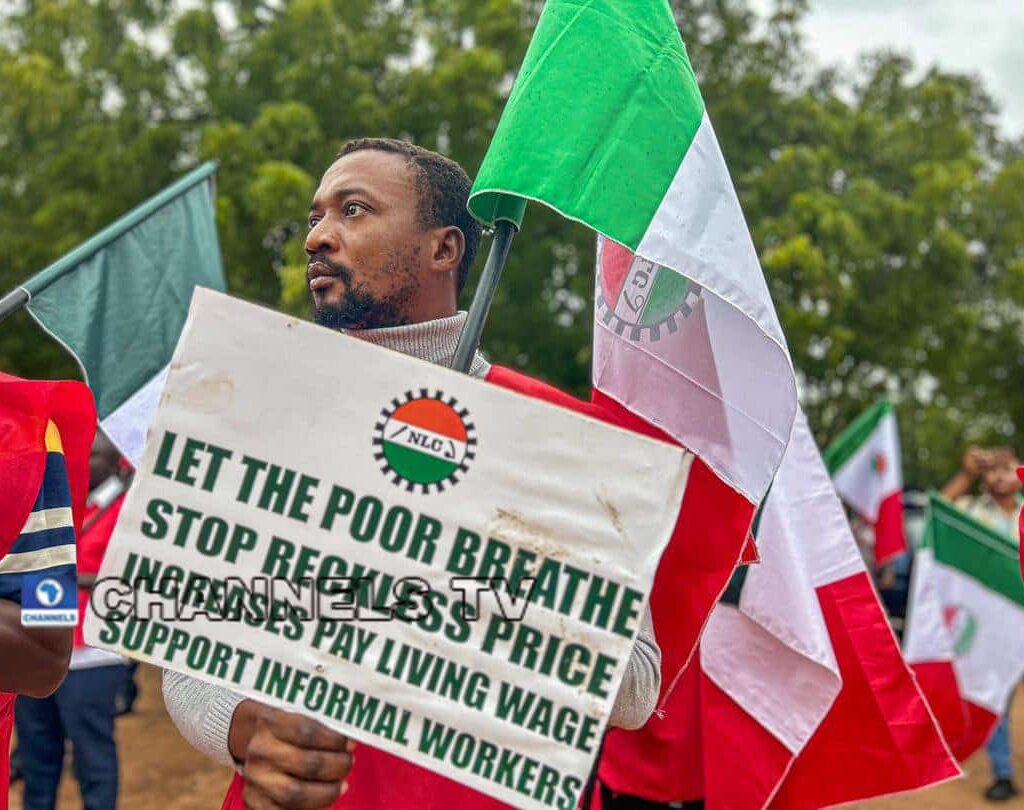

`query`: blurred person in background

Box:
[873,492,927,641]
[942,446,1024,803]
[14,431,134,810]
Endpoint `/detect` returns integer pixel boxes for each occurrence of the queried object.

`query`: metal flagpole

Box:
[450,196,528,374]
[0,288,29,325]
[451,221,516,373]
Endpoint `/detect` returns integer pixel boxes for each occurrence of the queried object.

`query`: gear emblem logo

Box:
[374,390,476,493]
[943,604,978,658]
[871,452,888,476]
[597,238,702,342]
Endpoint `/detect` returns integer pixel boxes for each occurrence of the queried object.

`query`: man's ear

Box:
[430,226,466,275]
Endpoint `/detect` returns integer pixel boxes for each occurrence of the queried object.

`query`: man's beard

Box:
[309,254,410,330]
[313,283,378,330]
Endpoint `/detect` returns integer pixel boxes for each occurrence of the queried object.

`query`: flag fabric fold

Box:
[1018,466,1024,579]
[904,494,1024,761]
[600,412,959,809]
[0,373,96,555]
[469,0,796,505]
[824,400,907,565]
[20,163,225,467]
[468,0,797,719]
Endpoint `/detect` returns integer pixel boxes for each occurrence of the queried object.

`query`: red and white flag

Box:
[824,400,907,565]
[600,411,960,808]
[468,0,801,703]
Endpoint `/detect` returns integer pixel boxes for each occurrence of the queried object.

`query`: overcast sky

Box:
[765,0,1024,136]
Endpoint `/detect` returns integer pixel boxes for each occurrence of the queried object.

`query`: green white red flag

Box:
[904,494,1024,761]
[469,0,796,689]
[599,411,959,808]
[824,400,907,565]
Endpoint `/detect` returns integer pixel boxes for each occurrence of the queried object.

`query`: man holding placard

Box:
[158,140,664,809]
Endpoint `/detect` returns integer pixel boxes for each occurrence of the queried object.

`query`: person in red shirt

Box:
[1,374,95,810]
[15,431,133,809]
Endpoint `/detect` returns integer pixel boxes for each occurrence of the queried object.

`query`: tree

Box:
[1,0,1021,488]
[741,54,1024,484]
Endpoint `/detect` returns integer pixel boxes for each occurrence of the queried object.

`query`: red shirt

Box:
[74,493,126,649]
[0,375,94,810]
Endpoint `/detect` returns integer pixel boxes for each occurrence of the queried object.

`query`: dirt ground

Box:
[8,666,1024,809]
[7,665,233,809]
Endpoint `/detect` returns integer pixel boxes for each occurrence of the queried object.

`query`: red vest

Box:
[0,373,95,553]
[0,374,95,809]
[74,494,127,648]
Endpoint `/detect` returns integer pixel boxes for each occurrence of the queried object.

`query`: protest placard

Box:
[85,288,691,809]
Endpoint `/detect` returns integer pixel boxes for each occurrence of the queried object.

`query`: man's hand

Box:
[962,446,988,478]
[233,702,354,809]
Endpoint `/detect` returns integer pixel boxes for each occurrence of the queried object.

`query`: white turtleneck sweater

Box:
[163,312,661,769]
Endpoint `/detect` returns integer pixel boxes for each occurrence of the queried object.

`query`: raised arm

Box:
[941,446,986,501]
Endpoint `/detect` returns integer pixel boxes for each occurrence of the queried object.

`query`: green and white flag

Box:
[824,401,907,564]
[469,2,799,774]
[470,0,795,503]
[904,493,1024,759]
[20,164,225,465]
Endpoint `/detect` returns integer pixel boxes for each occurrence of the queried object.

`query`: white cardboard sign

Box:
[85,289,690,809]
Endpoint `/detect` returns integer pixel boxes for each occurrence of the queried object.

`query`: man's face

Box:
[982,455,1022,498]
[305,150,430,329]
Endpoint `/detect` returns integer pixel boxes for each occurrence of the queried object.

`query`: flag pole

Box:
[0,288,29,325]
[451,196,527,374]
[451,220,516,373]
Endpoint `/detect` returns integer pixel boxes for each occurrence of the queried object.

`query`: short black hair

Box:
[337,138,482,296]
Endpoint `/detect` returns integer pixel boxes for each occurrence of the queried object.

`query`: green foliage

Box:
[1,0,1021,488]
